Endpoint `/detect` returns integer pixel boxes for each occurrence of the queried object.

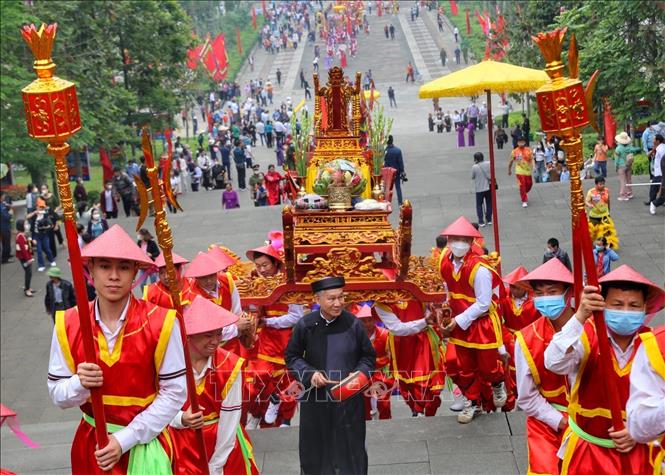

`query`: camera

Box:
[400,173,408,182]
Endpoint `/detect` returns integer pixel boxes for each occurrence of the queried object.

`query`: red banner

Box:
[261,0,267,17]
[186,43,204,70]
[202,34,228,82]
[99,148,113,183]
[449,0,458,16]
[252,7,257,30]
[603,99,617,148]
[236,27,242,55]
[465,9,471,35]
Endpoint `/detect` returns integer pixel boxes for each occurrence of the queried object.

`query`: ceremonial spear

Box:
[20,23,110,452]
[135,128,209,471]
[532,29,629,471]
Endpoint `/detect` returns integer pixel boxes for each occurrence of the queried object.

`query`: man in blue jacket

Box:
[384,135,406,205]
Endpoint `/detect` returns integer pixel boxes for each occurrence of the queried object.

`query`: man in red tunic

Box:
[264,165,284,206]
[142,251,190,308]
[352,303,395,420]
[47,224,187,474]
[514,258,575,475]
[545,264,659,474]
[169,297,259,474]
[500,265,539,334]
[438,216,506,424]
[244,244,305,428]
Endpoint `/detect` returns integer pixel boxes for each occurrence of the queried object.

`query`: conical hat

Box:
[440,216,482,238]
[503,265,529,286]
[183,252,226,278]
[183,296,238,335]
[207,246,236,270]
[154,252,189,269]
[81,224,154,267]
[350,303,373,318]
[599,265,665,315]
[246,244,283,262]
[518,258,574,289]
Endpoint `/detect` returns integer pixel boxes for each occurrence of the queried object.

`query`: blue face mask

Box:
[534,293,567,319]
[595,245,604,252]
[604,309,646,336]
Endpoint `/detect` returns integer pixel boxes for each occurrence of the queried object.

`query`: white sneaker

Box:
[50,261,57,267]
[650,202,656,215]
[457,400,481,424]
[479,222,486,228]
[245,414,261,430]
[264,400,281,425]
[450,387,467,412]
[369,409,378,420]
[492,382,508,408]
[522,202,528,208]
[37,267,46,272]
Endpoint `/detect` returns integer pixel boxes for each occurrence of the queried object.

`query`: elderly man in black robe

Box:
[285,276,376,475]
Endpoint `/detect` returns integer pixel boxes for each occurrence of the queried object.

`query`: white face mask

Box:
[450,241,471,258]
[92,213,100,220]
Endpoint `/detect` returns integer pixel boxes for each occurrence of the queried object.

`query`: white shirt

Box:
[104,189,114,210]
[653,142,665,177]
[263,304,306,329]
[47,298,187,453]
[373,305,428,336]
[627,342,665,444]
[515,340,565,431]
[170,357,243,474]
[448,259,493,331]
[274,121,285,133]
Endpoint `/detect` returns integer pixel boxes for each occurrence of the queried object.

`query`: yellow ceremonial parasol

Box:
[363,89,381,100]
[418,60,549,275]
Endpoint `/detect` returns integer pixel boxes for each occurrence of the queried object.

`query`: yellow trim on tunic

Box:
[516,330,542,387]
[102,393,157,406]
[142,284,149,301]
[387,333,440,383]
[154,310,176,372]
[257,353,286,365]
[640,331,665,380]
[55,310,76,373]
[221,358,245,400]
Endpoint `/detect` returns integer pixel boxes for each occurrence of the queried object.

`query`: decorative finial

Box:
[531,27,567,80]
[20,23,58,79]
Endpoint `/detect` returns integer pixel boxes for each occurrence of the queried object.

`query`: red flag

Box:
[206,109,214,134]
[186,43,204,70]
[261,0,267,17]
[165,128,173,157]
[236,27,242,55]
[203,34,228,81]
[369,80,375,111]
[99,148,113,183]
[603,99,617,148]
[252,7,257,30]
[320,98,328,131]
[465,9,471,35]
[449,0,458,16]
[377,2,382,16]
[346,16,352,35]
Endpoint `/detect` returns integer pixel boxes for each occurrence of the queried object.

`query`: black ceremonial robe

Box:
[285,309,376,475]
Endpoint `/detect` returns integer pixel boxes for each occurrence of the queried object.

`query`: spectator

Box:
[220,141,232,180]
[233,140,247,190]
[508,137,534,208]
[592,237,619,277]
[440,48,447,66]
[73,177,88,215]
[25,184,38,214]
[1,192,13,264]
[254,178,268,207]
[384,135,406,206]
[585,176,611,226]
[33,200,56,272]
[86,208,109,240]
[453,26,459,42]
[222,182,240,209]
[112,166,136,217]
[15,219,35,297]
[522,114,530,146]
[190,162,203,192]
[454,47,461,65]
[126,159,140,180]
[136,228,159,289]
[559,164,569,182]
[248,165,264,202]
[593,136,609,178]
[495,125,508,150]
[533,139,547,183]
[471,152,493,227]
[511,124,523,149]
[387,86,396,108]
[648,134,664,215]
[543,238,572,271]
[613,132,641,201]
[44,266,76,321]
[99,181,118,219]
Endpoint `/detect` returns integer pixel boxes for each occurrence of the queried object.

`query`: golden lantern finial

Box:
[531,27,567,80]
[20,23,58,79]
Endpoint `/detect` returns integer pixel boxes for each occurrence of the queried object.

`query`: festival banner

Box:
[252,7,257,30]
[449,0,458,16]
[465,9,471,35]
[203,34,228,81]
[236,27,242,55]
[603,99,617,148]
[99,147,113,183]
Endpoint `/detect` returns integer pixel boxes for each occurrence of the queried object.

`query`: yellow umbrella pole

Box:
[485,89,502,276]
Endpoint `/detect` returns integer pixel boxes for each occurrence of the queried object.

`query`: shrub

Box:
[0,184,27,201]
[631,153,649,176]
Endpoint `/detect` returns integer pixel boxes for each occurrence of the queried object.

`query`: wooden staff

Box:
[136,128,209,472]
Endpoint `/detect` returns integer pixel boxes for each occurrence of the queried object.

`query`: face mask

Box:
[534,292,568,319]
[595,245,604,252]
[450,241,471,258]
[92,213,100,220]
[604,309,646,336]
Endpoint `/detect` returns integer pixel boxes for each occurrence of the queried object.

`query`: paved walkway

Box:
[1,2,663,473]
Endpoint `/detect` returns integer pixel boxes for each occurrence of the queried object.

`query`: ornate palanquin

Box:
[236,68,447,306]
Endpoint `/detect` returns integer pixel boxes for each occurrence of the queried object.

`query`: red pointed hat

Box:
[518,258,574,289]
[599,265,665,315]
[81,224,154,268]
[183,296,239,335]
[207,246,236,270]
[154,252,189,269]
[353,304,373,319]
[440,216,482,238]
[183,252,226,278]
[503,265,529,286]
[246,244,283,262]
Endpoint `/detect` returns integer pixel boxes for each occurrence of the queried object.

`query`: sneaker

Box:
[450,387,467,412]
[522,202,528,208]
[245,414,261,430]
[479,222,486,228]
[264,400,281,425]
[650,202,656,215]
[50,261,57,267]
[617,196,629,201]
[279,420,291,428]
[487,221,493,225]
[492,382,508,408]
[37,267,46,272]
[370,409,379,420]
[457,400,481,424]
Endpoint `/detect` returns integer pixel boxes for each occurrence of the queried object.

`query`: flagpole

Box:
[486,89,502,276]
